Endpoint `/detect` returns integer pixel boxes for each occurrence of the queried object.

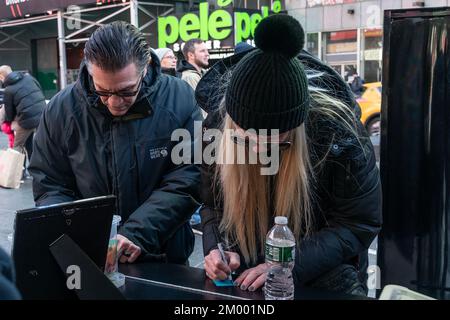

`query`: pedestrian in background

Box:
[0,65,45,160]
[351,73,365,97]
[154,48,178,77]
[178,38,209,91]
[0,83,15,148]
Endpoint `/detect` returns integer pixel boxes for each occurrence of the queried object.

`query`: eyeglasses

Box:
[231,135,292,151]
[93,74,144,98]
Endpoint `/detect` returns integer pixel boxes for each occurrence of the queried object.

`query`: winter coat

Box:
[2,72,46,129]
[178,60,204,90]
[29,52,203,263]
[196,49,382,286]
[0,88,4,105]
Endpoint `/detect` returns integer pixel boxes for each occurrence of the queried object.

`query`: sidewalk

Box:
[0,134,34,253]
[0,175,33,254]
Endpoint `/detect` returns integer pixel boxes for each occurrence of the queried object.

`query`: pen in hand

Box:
[217,242,232,281]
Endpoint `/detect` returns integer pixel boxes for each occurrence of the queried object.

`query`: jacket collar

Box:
[177,60,202,74]
[75,50,162,119]
[4,72,24,87]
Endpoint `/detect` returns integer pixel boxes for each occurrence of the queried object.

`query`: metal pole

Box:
[0,14,57,28]
[318,31,323,60]
[57,10,67,90]
[356,28,361,75]
[65,5,131,40]
[360,28,365,79]
[130,0,139,27]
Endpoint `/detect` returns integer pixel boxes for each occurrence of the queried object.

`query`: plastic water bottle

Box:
[105,215,125,288]
[264,216,296,300]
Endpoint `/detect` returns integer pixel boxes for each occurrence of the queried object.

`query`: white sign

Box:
[307,0,355,8]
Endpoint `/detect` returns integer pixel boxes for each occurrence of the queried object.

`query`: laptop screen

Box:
[12,195,116,299]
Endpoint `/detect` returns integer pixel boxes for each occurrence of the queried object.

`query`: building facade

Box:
[0,0,285,98]
[0,0,183,98]
[286,0,450,83]
[2,0,449,97]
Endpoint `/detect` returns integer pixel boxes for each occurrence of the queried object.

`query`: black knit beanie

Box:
[226,14,309,133]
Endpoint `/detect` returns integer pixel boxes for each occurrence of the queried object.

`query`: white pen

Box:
[217,242,232,281]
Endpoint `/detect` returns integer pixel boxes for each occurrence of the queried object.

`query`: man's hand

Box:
[234,263,270,292]
[204,249,240,281]
[117,234,141,263]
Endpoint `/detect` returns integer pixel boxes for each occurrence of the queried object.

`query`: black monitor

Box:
[12,195,116,300]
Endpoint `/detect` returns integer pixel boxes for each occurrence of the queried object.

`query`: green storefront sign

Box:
[157,0,282,49]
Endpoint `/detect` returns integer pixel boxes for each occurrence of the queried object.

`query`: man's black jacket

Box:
[29,52,202,263]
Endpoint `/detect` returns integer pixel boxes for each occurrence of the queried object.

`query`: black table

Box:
[119,263,367,300]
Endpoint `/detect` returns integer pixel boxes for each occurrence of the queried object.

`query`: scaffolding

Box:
[0,0,175,89]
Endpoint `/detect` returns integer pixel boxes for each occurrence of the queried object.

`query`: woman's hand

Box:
[204,249,240,280]
[234,263,270,292]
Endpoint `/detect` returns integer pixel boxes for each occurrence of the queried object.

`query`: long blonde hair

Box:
[214,87,361,266]
[215,115,314,266]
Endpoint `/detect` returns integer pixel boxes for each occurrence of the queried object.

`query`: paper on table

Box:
[379,285,435,300]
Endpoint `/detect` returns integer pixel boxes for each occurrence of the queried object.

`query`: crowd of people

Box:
[0,14,381,299]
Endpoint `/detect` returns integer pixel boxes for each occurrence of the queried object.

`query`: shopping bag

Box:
[0,148,25,189]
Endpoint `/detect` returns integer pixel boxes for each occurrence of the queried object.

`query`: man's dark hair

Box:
[182,38,204,60]
[84,21,151,74]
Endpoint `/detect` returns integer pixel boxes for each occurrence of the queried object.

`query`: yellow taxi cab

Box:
[356,82,381,136]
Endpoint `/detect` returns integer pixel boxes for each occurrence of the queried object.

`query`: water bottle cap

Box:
[275,216,288,225]
[112,215,122,225]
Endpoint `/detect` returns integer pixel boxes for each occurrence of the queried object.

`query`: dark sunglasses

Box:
[231,134,292,151]
[93,74,144,98]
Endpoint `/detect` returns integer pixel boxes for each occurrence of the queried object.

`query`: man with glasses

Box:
[154,48,178,77]
[29,22,202,265]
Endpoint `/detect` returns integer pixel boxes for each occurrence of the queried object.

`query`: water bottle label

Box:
[265,244,294,263]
